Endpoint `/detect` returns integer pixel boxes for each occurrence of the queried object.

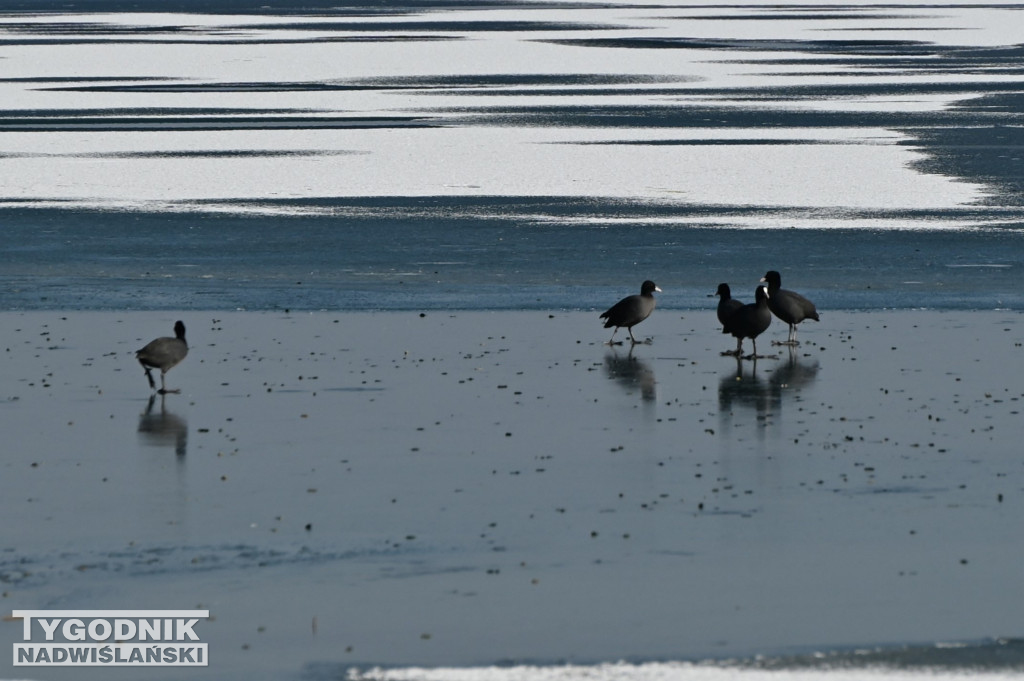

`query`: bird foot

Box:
[743,353,778,361]
[720,349,741,357]
[606,340,625,346]
[772,340,800,346]
[157,388,181,395]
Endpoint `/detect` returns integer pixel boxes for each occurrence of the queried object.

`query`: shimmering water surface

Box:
[2,1,1024,311]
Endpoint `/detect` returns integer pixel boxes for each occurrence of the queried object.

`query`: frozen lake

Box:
[2,1,1024,310]
[2,309,1024,681]
[2,2,1024,680]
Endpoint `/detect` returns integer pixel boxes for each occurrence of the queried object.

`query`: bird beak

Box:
[655,287,663,293]
[759,276,767,283]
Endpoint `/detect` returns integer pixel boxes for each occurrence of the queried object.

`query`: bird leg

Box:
[773,324,800,346]
[743,337,758,361]
[721,337,743,357]
[773,329,799,346]
[157,371,181,395]
[628,328,654,345]
[142,365,156,390]
[744,339,778,361]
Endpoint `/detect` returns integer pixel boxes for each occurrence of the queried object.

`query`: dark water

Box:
[2,1,1024,312]
[2,203,1023,311]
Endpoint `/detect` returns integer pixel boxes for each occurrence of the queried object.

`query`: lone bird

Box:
[600,280,661,345]
[713,283,744,331]
[721,285,772,359]
[760,270,819,345]
[136,321,189,394]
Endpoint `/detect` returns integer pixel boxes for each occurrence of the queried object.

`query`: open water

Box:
[2,1,1024,312]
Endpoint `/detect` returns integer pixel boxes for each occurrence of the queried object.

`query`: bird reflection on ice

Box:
[604,348,657,403]
[138,393,188,457]
[718,348,820,436]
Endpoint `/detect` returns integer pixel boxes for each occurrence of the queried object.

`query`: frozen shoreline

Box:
[2,309,1023,680]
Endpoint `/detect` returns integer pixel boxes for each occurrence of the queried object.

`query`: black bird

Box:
[721,285,772,359]
[600,280,661,345]
[761,270,819,345]
[714,283,744,331]
[136,321,189,394]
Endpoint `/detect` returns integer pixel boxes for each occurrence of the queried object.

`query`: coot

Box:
[714,283,744,330]
[721,285,772,359]
[136,321,189,394]
[761,270,819,345]
[600,280,661,344]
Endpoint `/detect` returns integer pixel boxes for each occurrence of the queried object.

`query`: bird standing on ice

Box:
[721,285,773,359]
[136,321,189,394]
[761,270,819,345]
[714,282,744,331]
[600,280,661,345]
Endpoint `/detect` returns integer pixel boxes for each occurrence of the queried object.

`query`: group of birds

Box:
[600,271,819,359]
[133,271,815,394]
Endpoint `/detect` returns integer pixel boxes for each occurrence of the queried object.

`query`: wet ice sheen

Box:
[2,310,1024,680]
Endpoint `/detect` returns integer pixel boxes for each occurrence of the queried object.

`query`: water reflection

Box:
[718,355,774,418]
[769,346,820,392]
[138,393,188,456]
[718,348,820,433]
[604,347,657,402]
